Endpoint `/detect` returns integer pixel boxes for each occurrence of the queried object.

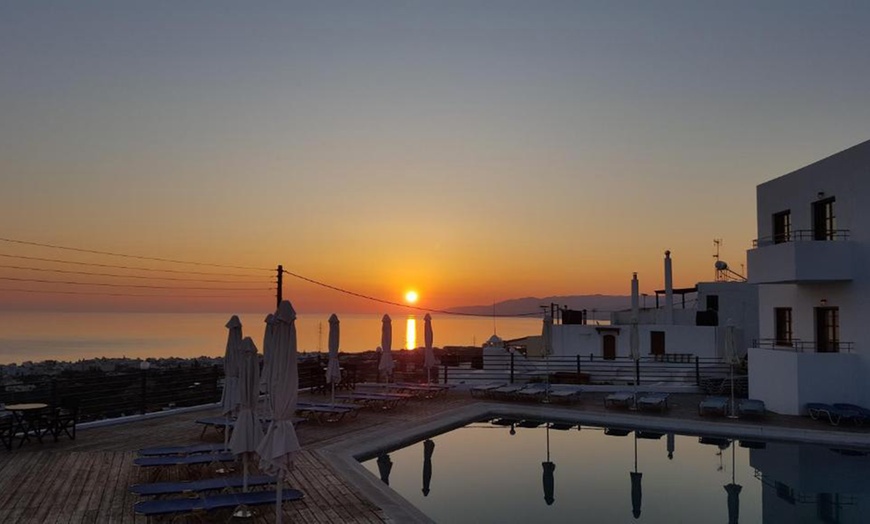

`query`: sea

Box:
[0,312,543,365]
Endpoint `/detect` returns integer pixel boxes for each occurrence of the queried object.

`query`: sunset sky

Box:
[1,2,869,314]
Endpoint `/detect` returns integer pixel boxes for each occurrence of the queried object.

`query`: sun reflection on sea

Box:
[406,316,417,349]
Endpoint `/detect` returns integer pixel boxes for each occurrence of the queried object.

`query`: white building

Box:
[747,139,870,415]
[549,253,758,362]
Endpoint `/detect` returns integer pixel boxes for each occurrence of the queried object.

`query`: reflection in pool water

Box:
[361,419,870,523]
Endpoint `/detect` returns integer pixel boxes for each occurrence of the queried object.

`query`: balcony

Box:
[747,230,853,284]
[753,338,854,353]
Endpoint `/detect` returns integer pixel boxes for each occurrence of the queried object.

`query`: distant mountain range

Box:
[447,295,632,317]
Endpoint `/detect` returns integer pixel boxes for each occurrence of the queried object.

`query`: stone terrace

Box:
[0,390,868,523]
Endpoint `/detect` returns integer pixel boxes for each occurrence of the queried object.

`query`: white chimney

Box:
[664,250,674,325]
[631,272,640,322]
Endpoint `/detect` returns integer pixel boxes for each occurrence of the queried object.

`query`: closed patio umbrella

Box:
[724,320,738,418]
[379,315,394,382]
[422,439,435,496]
[256,300,302,524]
[220,315,243,451]
[667,432,675,460]
[423,314,436,384]
[377,454,393,485]
[260,313,276,401]
[229,337,264,492]
[326,314,341,404]
[630,317,640,410]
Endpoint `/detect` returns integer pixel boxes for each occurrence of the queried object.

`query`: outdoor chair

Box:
[50,397,79,441]
[130,474,276,496]
[698,396,730,416]
[133,488,304,518]
[637,393,670,412]
[0,412,13,451]
[737,398,766,418]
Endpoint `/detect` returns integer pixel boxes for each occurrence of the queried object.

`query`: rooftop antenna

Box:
[713,239,722,281]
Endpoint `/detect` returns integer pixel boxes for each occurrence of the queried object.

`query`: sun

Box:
[405,290,419,304]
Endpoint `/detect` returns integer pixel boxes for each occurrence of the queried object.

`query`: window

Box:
[775,308,793,346]
[813,197,836,241]
[706,295,719,312]
[773,210,791,244]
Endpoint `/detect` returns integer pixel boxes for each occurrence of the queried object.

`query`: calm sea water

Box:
[0,312,542,365]
[362,420,870,523]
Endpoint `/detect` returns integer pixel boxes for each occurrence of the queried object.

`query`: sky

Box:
[1,1,869,314]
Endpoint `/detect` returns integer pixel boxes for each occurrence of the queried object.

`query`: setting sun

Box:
[405,290,419,304]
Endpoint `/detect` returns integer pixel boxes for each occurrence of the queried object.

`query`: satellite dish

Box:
[715,260,729,270]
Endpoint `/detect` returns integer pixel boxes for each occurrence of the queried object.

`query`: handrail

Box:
[754,338,854,353]
[752,229,850,248]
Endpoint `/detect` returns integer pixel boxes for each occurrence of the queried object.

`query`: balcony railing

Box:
[754,338,854,353]
[752,229,850,248]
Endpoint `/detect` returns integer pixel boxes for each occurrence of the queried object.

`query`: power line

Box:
[0,276,269,291]
[0,236,272,272]
[0,287,266,298]
[279,268,541,317]
[0,263,270,284]
[0,253,265,279]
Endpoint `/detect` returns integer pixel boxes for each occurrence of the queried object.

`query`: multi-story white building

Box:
[747,139,870,415]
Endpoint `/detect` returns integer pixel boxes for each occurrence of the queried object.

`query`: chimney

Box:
[664,251,674,325]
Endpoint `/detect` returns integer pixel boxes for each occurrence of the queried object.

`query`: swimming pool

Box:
[360,418,870,523]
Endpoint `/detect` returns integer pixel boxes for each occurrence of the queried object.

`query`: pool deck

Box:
[1,390,869,523]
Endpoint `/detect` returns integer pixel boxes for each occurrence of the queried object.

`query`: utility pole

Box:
[276,265,283,308]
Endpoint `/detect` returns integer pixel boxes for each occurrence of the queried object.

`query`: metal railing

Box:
[754,338,854,353]
[0,366,224,422]
[752,229,850,248]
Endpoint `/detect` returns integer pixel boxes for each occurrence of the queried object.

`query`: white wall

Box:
[551,324,718,358]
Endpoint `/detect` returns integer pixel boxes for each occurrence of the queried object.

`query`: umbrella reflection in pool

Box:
[631,431,642,519]
[542,423,556,506]
[725,438,742,524]
[377,454,393,486]
[422,439,435,496]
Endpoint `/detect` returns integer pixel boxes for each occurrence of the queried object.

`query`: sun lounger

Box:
[698,396,730,416]
[636,431,664,440]
[517,419,544,428]
[297,401,362,420]
[737,398,766,418]
[133,452,237,468]
[491,417,520,426]
[133,488,305,517]
[548,422,575,431]
[699,436,731,449]
[470,383,505,397]
[515,384,550,400]
[548,385,583,403]
[295,404,356,423]
[832,403,870,424]
[604,391,636,408]
[138,443,228,457]
[130,474,277,496]
[604,427,632,437]
[806,403,865,426]
[335,392,404,410]
[637,392,670,412]
[490,384,526,400]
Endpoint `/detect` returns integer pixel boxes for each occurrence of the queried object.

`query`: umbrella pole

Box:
[276,479,283,524]
[728,361,737,419]
[243,454,249,492]
[331,381,335,406]
[223,415,230,452]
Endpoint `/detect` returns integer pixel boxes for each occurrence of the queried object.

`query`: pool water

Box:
[361,418,870,523]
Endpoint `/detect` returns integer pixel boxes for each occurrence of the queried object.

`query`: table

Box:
[6,403,50,447]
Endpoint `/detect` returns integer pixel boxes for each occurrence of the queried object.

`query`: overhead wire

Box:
[0,263,269,284]
[0,253,264,279]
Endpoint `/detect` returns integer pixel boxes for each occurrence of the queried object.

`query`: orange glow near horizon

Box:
[406,317,417,349]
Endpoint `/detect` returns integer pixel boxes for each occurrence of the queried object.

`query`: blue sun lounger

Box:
[832,403,870,424]
[470,383,506,397]
[737,398,766,418]
[130,474,277,496]
[806,403,864,426]
[295,403,357,423]
[138,443,227,457]
[549,385,583,403]
[133,488,305,517]
[698,396,730,416]
[637,392,670,412]
[133,452,236,468]
[604,391,636,408]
